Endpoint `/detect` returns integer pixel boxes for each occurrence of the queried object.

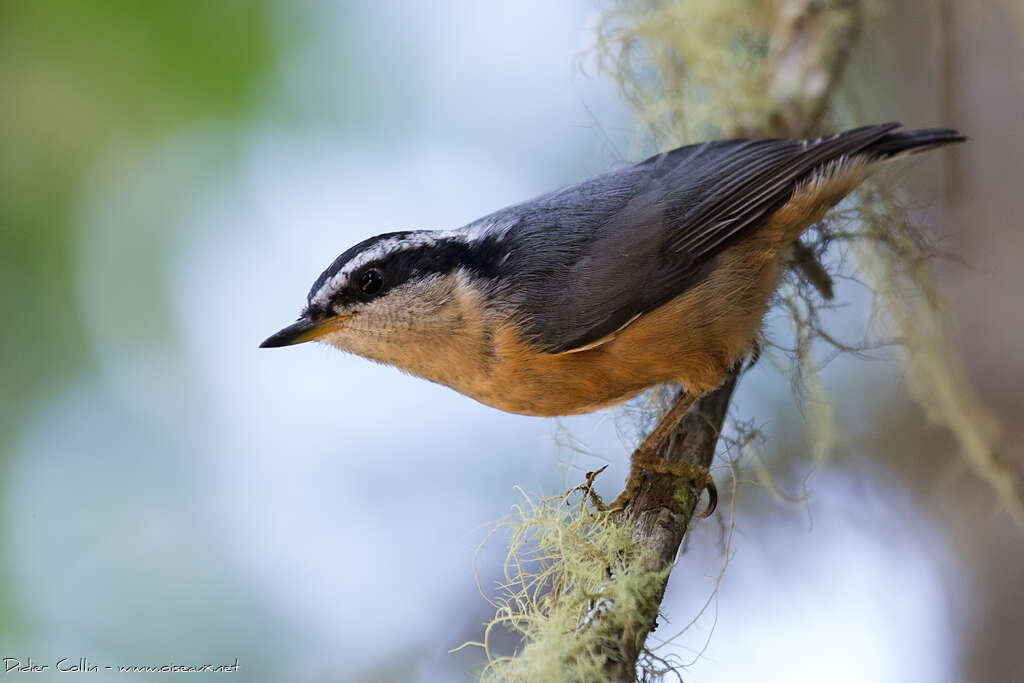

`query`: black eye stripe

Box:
[308,234,508,309]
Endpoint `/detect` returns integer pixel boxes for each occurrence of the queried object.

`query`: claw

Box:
[695,478,718,518]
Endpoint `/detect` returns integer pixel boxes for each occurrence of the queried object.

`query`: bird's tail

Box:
[864,127,966,161]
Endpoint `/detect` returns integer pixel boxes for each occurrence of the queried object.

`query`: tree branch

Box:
[607,373,740,681]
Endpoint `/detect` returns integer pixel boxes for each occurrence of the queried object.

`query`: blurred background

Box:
[2,1,1022,681]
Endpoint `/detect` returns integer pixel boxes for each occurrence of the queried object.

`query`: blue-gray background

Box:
[3,2,1023,681]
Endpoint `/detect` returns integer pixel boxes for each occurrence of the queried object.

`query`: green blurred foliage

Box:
[0,0,277,435]
[0,0,281,631]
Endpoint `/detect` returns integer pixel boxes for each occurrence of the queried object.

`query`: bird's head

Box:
[260,230,504,368]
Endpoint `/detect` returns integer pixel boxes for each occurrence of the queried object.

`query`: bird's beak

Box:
[259,313,355,348]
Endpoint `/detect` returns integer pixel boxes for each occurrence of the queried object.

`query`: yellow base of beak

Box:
[260,313,355,348]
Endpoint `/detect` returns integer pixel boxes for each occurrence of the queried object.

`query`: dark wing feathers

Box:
[666,123,900,260]
[478,123,912,353]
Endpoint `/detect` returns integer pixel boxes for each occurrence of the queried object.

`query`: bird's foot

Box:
[609,389,716,516]
[606,447,717,517]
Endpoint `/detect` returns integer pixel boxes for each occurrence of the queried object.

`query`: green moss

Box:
[464,489,667,682]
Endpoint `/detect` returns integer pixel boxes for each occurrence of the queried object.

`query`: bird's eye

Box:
[359,268,384,295]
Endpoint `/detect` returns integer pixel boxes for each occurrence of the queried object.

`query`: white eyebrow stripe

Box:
[308,215,516,308]
[309,234,416,308]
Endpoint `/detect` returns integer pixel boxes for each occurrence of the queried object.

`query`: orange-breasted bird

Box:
[261,122,964,513]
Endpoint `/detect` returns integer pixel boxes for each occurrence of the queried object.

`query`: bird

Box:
[260,122,964,513]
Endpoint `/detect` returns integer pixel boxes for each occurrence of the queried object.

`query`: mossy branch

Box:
[608,377,738,681]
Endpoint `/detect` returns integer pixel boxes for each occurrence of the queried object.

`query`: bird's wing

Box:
[484,123,900,353]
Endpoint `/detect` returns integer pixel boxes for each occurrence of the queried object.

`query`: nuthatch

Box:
[261,123,964,513]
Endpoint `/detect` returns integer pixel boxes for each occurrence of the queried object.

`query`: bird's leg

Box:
[607,391,717,515]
